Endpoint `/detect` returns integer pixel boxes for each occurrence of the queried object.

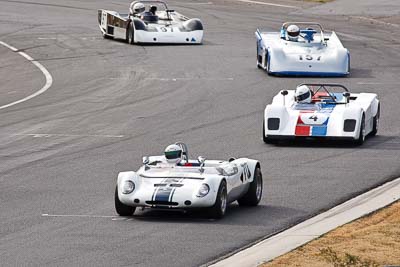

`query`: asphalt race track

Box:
[1,0,399,266]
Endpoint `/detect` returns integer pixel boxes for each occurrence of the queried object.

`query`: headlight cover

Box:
[122,180,135,194]
[197,183,210,198]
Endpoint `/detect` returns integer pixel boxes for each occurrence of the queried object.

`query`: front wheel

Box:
[263,120,275,144]
[208,180,227,219]
[115,186,136,216]
[370,104,380,136]
[238,167,263,206]
[355,114,366,146]
[126,23,135,44]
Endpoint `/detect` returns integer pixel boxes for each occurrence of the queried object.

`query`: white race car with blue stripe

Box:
[256,22,350,76]
[263,84,380,145]
[115,143,262,219]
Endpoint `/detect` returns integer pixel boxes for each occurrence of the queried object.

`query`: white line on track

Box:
[9,133,124,138]
[236,0,297,9]
[143,77,234,81]
[210,177,400,267]
[42,214,117,218]
[0,41,53,110]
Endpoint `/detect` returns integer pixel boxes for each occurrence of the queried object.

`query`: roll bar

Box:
[281,22,325,43]
[130,0,168,10]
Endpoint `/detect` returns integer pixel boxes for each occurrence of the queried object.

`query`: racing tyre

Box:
[257,44,263,69]
[103,33,113,40]
[263,120,275,144]
[115,186,136,216]
[238,167,263,206]
[370,104,380,136]
[355,114,366,146]
[208,180,227,219]
[126,23,135,44]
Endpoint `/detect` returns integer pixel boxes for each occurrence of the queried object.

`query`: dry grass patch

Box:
[261,201,400,267]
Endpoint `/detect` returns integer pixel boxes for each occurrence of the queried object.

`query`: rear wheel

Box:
[115,186,136,216]
[238,167,263,206]
[208,180,227,219]
[355,114,366,146]
[370,104,380,136]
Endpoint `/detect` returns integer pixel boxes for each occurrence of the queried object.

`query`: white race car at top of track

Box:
[263,84,380,145]
[98,0,203,44]
[256,22,350,76]
[115,143,263,219]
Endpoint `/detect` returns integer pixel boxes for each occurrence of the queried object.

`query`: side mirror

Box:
[198,156,206,173]
[281,90,288,106]
[142,156,149,165]
[198,156,206,166]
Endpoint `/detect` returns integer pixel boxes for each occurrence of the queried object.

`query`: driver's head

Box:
[164,144,182,164]
[287,24,300,41]
[295,85,312,103]
[131,2,145,14]
[149,5,157,15]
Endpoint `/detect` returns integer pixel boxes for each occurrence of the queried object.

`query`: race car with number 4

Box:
[115,143,263,219]
[256,22,350,76]
[98,0,203,44]
[263,84,380,145]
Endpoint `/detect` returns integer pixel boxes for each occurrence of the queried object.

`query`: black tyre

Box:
[126,23,134,44]
[115,186,136,216]
[103,33,113,39]
[257,43,263,69]
[238,167,263,206]
[208,180,227,219]
[370,104,380,136]
[263,120,275,144]
[355,114,366,146]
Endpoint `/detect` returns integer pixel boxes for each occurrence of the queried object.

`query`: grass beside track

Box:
[261,200,400,267]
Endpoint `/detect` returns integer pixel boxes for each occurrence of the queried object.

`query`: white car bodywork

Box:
[256,22,350,76]
[98,1,203,44]
[115,143,262,218]
[263,84,380,144]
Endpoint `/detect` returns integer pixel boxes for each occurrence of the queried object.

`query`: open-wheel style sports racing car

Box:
[98,0,203,44]
[256,22,350,76]
[263,84,380,145]
[115,142,263,219]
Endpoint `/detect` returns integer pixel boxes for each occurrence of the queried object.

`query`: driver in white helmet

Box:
[295,85,312,104]
[164,144,182,165]
[129,2,145,17]
[286,24,300,42]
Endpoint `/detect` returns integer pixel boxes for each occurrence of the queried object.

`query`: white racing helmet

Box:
[287,24,300,41]
[164,144,183,164]
[130,2,145,14]
[295,85,312,103]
